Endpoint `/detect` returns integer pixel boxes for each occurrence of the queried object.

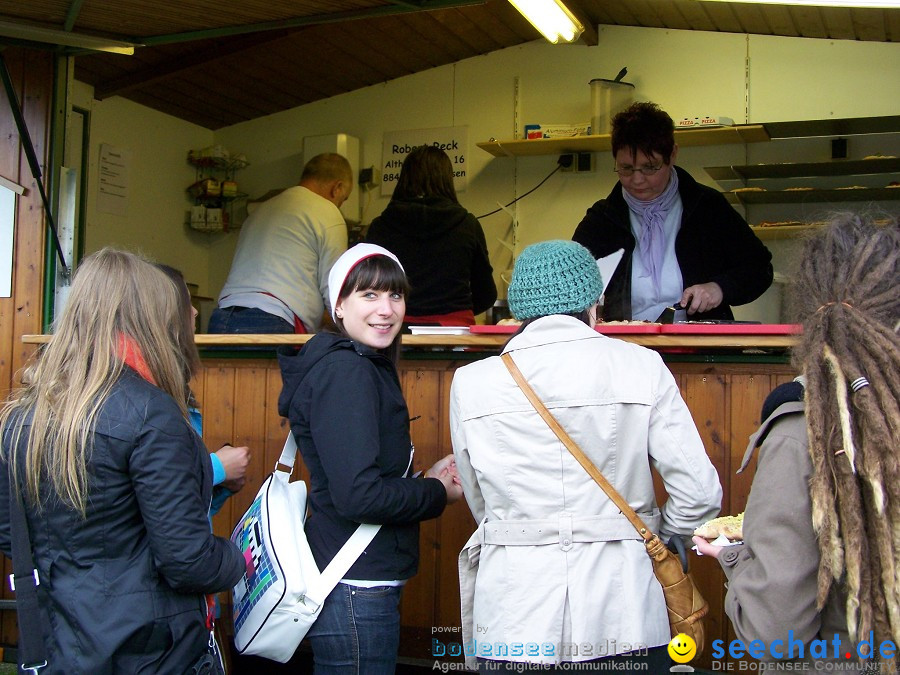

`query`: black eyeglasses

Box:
[613,165,663,177]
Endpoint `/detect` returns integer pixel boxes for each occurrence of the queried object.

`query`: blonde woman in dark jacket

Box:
[0,249,245,674]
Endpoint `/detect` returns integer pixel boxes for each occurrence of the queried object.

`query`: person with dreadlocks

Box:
[694,211,900,666]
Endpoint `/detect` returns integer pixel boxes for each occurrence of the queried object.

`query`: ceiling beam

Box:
[135,0,487,47]
[63,0,88,32]
[93,30,296,99]
[565,0,598,45]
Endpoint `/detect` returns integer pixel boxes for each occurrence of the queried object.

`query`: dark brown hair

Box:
[788,211,899,651]
[334,255,411,365]
[611,102,676,165]
[156,264,201,384]
[392,145,458,203]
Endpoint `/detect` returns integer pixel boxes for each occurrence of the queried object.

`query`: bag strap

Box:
[278,432,381,606]
[7,461,49,673]
[501,352,654,544]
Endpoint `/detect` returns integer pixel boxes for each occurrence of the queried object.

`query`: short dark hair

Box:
[333,255,411,364]
[611,102,676,165]
[301,153,352,184]
[393,145,458,203]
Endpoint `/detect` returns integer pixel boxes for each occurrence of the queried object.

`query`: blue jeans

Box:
[207,306,294,334]
[307,582,402,674]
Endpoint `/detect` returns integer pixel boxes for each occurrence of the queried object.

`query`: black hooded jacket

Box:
[366,195,497,316]
[572,167,773,321]
[277,332,447,580]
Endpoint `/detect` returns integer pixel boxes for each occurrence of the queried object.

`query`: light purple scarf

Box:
[622,168,680,294]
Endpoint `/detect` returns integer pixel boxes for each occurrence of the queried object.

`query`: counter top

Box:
[23,332,799,349]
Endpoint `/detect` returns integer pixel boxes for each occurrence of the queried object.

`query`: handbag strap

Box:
[8,460,49,672]
[278,432,381,606]
[501,352,654,544]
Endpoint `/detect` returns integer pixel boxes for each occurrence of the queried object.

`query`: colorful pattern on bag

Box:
[232,493,279,632]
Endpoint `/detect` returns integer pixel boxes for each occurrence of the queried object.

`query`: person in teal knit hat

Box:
[449,239,722,674]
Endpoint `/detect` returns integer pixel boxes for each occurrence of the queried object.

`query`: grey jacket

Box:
[718,400,849,664]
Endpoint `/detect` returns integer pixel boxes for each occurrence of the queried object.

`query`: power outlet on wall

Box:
[358,166,377,189]
[560,152,593,173]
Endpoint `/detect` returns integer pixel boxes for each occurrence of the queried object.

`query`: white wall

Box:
[71,80,217,296]
[78,25,900,318]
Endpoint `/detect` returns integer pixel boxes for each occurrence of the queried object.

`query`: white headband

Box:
[327,243,404,320]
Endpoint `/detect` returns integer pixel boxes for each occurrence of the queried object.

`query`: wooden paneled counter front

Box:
[21,332,798,669]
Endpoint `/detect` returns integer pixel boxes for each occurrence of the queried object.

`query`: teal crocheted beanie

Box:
[507,240,604,320]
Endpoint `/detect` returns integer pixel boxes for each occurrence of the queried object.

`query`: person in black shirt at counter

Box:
[572,102,773,322]
[366,145,497,326]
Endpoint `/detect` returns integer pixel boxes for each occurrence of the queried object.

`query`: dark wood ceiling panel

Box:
[258,33,367,100]
[643,2,692,32]
[788,6,828,39]
[4,0,896,129]
[820,8,857,41]
[591,0,641,27]
[401,11,480,61]
[342,16,442,72]
[758,5,800,37]
[424,7,507,53]
[886,9,900,41]
[730,4,774,37]
[665,1,718,33]
[323,22,421,79]
[853,8,889,41]
[699,2,745,34]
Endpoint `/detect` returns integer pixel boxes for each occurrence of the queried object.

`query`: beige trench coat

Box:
[450,315,722,666]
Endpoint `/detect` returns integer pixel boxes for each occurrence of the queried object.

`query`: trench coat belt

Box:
[481,510,661,549]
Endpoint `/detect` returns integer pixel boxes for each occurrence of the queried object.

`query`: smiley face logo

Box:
[668,633,697,663]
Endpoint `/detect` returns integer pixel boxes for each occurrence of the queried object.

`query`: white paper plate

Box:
[408,326,470,335]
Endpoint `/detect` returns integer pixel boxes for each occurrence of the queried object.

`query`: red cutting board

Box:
[595,323,662,334]
[469,323,664,334]
[658,323,802,334]
[469,324,517,334]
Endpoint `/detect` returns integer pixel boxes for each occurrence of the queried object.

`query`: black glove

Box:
[666,534,690,573]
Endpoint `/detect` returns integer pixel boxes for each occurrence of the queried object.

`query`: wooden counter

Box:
[21,333,797,668]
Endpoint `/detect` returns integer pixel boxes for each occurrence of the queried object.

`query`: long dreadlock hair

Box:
[787,211,900,651]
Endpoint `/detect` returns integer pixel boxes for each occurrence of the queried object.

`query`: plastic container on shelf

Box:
[590,78,634,135]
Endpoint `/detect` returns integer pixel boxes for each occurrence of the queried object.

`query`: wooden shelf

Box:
[725,187,900,205]
[750,224,817,240]
[706,156,900,181]
[477,125,770,158]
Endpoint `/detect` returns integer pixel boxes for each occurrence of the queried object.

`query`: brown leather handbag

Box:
[502,352,709,654]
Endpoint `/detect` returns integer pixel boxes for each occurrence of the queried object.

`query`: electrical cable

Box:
[476,162,564,219]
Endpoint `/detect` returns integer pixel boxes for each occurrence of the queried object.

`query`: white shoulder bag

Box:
[230,432,381,663]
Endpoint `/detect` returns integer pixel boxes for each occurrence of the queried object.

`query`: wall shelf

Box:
[706,156,900,181]
[476,124,770,157]
[725,187,900,205]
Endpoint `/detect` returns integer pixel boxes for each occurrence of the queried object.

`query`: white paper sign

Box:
[381,126,468,197]
[98,143,130,216]
[0,184,14,298]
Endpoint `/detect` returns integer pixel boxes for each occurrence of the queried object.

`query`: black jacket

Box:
[0,368,245,675]
[278,333,447,580]
[572,167,773,321]
[366,195,497,316]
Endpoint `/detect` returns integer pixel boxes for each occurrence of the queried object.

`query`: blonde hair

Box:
[0,248,195,514]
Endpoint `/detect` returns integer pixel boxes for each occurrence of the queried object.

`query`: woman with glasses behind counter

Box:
[572,102,773,323]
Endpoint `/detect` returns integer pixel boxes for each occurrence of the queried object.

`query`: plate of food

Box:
[695,512,744,542]
[594,321,662,334]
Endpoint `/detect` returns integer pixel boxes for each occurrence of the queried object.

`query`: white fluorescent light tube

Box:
[700,0,900,6]
[0,19,137,54]
[507,0,585,44]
